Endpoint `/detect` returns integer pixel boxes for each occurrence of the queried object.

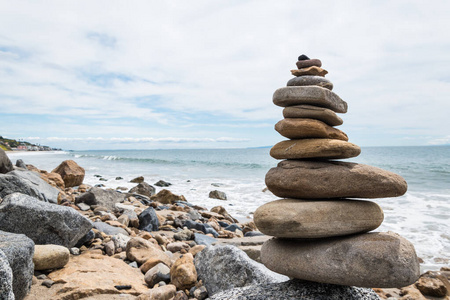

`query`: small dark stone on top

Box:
[298,54,310,61]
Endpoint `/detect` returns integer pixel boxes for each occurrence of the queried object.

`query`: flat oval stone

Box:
[283,105,342,126]
[265,160,407,199]
[254,199,383,238]
[33,245,70,270]
[261,232,420,288]
[275,118,348,141]
[270,139,360,159]
[296,59,322,69]
[287,76,333,90]
[273,86,348,113]
[291,66,328,77]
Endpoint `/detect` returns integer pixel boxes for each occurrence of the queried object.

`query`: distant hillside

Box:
[0,136,59,151]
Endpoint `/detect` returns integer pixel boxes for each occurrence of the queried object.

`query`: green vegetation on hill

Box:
[0,135,58,151]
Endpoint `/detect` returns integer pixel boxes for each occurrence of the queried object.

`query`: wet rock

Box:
[209,190,227,200]
[52,160,85,187]
[129,182,156,197]
[155,180,172,187]
[151,189,186,204]
[33,244,70,270]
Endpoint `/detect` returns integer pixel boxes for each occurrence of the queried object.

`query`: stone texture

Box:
[145,262,171,287]
[287,75,333,90]
[48,251,148,298]
[291,66,328,77]
[93,222,129,236]
[33,244,70,270]
[126,237,171,266]
[137,284,176,300]
[261,232,420,288]
[150,189,186,204]
[0,193,93,248]
[283,105,343,126]
[75,187,126,211]
[138,206,160,232]
[415,271,448,297]
[0,230,34,300]
[275,118,348,141]
[296,58,322,68]
[273,86,348,113]
[129,182,156,197]
[194,245,288,296]
[0,148,13,174]
[254,199,384,238]
[270,139,360,160]
[0,170,60,203]
[52,160,85,187]
[210,279,381,300]
[209,190,227,200]
[170,253,197,290]
[0,249,14,300]
[266,160,408,199]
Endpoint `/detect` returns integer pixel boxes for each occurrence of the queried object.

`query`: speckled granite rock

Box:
[0,249,14,300]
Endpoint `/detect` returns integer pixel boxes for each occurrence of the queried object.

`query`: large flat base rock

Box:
[210,279,381,300]
[261,232,420,288]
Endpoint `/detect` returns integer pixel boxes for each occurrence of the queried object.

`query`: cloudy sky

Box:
[1,1,449,150]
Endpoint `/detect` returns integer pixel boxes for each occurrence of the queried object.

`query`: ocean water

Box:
[6,146,450,272]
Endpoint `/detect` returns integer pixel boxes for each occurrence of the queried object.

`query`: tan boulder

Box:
[265,160,407,199]
[170,253,197,290]
[126,237,171,266]
[291,66,328,77]
[254,199,383,238]
[140,257,168,274]
[40,172,65,190]
[261,232,420,288]
[48,252,148,298]
[270,139,360,160]
[151,189,186,205]
[52,160,85,187]
[415,271,448,297]
[283,105,343,126]
[275,118,348,141]
[273,86,348,113]
[33,245,70,270]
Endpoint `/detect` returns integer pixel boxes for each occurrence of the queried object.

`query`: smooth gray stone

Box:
[273,86,348,113]
[75,187,126,211]
[0,249,14,300]
[0,193,93,248]
[282,105,343,126]
[287,75,333,90]
[194,233,217,246]
[210,279,381,300]
[261,232,420,288]
[0,149,13,174]
[15,159,27,169]
[93,222,129,236]
[0,230,34,300]
[194,245,288,296]
[8,170,60,203]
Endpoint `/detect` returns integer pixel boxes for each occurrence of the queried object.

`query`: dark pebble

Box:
[298,54,310,60]
[115,285,132,290]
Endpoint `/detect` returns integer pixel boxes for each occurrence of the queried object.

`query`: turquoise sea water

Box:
[7,146,450,272]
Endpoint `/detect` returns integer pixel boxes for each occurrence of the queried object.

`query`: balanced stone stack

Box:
[254,55,420,288]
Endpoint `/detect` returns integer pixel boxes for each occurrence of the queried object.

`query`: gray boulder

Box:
[0,249,14,300]
[0,193,93,248]
[138,207,159,232]
[93,222,129,236]
[0,149,13,174]
[8,169,60,203]
[0,230,34,300]
[75,187,126,211]
[129,182,156,197]
[15,159,27,169]
[210,279,380,300]
[194,245,288,296]
[209,190,227,200]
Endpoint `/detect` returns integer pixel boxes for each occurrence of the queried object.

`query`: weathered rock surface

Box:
[150,189,186,204]
[126,237,171,266]
[273,86,348,113]
[415,271,448,297]
[137,284,176,300]
[33,244,70,270]
[0,230,34,300]
[254,199,383,238]
[210,279,381,300]
[138,206,160,232]
[0,249,14,300]
[0,170,60,203]
[76,187,126,211]
[0,193,92,247]
[93,222,129,236]
[296,58,322,69]
[291,66,328,77]
[209,190,227,200]
[261,232,420,288]
[145,262,171,287]
[266,160,408,199]
[0,149,13,174]
[287,75,333,90]
[283,105,343,126]
[195,245,288,296]
[275,118,348,141]
[48,251,148,298]
[129,182,156,197]
[52,160,85,187]
[170,253,197,290]
[270,139,360,159]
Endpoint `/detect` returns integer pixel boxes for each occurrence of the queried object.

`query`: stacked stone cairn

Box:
[254,55,421,288]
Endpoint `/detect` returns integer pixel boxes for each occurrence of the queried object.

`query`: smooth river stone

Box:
[261,232,420,288]
[265,160,407,199]
[296,59,322,69]
[287,76,333,90]
[283,105,343,126]
[273,86,348,113]
[275,118,348,141]
[291,66,328,77]
[270,139,360,159]
[254,199,383,238]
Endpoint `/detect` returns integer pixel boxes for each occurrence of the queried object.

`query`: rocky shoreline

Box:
[0,149,449,299]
